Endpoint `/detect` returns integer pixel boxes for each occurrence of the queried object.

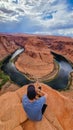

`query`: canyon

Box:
[0,33,73,130]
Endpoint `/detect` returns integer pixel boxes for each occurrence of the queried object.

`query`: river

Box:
[1,48,31,86]
[1,48,73,90]
[44,52,73,90]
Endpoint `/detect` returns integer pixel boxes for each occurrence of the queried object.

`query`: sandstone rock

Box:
[0,82,19,95]
[22,116,57,130]
[38,83,73,130]
[15,48,54,79]
[0,33,73,62]
[0,92,27,130]
[0,36,18,61]
[0,83,73,130]
[0,33,73,130]
[20,83,73,130]
[12,125,23,130]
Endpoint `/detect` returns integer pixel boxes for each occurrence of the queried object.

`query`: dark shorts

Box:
[42,104,47,114]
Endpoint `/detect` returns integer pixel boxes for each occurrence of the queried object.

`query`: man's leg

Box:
[41,104,47,114]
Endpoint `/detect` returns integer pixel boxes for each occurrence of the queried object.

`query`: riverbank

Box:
[15,47,73,90]
[0,46,73,90]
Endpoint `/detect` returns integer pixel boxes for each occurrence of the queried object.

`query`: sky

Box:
[0,0,73,37]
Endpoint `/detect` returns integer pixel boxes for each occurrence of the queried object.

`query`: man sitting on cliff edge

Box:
[22,84,48,121]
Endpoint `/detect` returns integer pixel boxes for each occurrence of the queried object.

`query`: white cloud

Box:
[0,0,73,37]
[34,28,73,37]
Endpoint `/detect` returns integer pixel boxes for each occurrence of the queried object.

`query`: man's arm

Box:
[36,88,48,99]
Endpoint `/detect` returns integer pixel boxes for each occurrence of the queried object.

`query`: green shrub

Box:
[0,70,10,89]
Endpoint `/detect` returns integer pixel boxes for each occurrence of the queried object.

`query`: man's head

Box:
[27,84,37,100]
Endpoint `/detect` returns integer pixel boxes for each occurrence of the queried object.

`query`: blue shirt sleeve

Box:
[37,96,46,108]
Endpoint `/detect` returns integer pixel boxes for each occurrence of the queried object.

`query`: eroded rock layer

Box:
[0,33,73,62]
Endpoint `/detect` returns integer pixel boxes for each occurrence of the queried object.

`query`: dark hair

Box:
[27,84,36,100]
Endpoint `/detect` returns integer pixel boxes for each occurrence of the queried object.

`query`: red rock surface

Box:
[15,43,54,79]
[0,83,73,130]
[0,35,19,60]
[0,33,73,62]
[0,33,73,130]
[0,33,73,82]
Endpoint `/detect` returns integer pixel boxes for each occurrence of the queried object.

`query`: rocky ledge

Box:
[0,83,73,130]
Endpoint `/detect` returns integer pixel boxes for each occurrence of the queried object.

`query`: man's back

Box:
[22,95,46,121]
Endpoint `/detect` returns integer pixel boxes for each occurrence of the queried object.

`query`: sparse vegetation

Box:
[0,59,10,89]
[0,70,10,89]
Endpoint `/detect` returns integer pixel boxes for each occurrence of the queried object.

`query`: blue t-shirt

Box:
[22,95,46,121]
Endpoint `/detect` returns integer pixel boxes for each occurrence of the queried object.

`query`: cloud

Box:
[0,0,73,37]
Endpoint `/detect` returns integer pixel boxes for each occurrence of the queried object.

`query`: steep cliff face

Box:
[1,33,72,80]
[0,33,73,87]
[0,33,73,62]
[0,34,29,60]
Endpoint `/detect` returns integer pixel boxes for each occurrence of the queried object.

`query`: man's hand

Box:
[36,87,48,99]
